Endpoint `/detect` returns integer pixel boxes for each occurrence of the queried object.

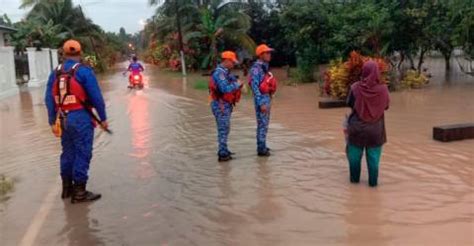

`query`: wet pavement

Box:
[0,61,473,245]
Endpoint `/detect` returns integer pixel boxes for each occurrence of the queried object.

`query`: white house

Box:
[0,24,17,98]
[0,24,16,46]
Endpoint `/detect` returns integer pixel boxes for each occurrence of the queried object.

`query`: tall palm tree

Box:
[27,0,101,37]
[149,0,255,69]
[20,0,42,8]
[25,0,105,51]
[185,6,255,69]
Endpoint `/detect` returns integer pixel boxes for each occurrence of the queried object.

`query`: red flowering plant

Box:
[146,32,198,70]
[324,51,390,99]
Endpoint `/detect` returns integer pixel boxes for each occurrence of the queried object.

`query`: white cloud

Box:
[0,0,155,33]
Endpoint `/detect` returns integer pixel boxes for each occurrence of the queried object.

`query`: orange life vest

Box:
[209,69,241,105]
[259,72,277,95]
[52,63,88,112]
[248,64,278,96]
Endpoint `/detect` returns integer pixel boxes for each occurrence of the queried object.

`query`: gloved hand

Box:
[100,121,109,131]
[51,118,62,138]
[229,74,239,82]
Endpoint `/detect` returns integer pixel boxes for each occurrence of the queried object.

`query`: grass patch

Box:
[0,175,14,196]
[193,79,208,90]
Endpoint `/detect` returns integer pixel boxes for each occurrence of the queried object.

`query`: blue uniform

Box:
[128,62,144,73]
[45,59,107,184]
[249,60,271,153]
[211,65,241,157]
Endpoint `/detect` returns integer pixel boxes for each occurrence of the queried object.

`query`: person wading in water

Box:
[346,60,390,187]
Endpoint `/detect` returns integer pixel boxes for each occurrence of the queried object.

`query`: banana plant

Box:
[183,1,255,69]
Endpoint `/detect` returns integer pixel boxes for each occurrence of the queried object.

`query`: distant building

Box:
[0,24,16,46]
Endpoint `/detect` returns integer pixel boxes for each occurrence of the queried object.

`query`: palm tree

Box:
[185,4,255,69]
[26,0,101,38]
[21,0,124,71]
[24,0,106,52]
[19,0,41,8]
[149,0,255,69]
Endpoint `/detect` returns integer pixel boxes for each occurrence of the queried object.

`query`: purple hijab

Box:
[351,60,390,123]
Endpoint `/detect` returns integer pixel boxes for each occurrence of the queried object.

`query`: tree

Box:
[430,1,456,71]
[148,0,255,70]
[450,0,474,75]
[326,1,393,58]
[19,0,41,8]
[246,2,294,67]
[0,14,12,25]
[16,0,128,71]
[184,3,255,69]
[280,2,330,82]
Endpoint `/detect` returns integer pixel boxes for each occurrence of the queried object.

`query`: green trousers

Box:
[346,144,382,187]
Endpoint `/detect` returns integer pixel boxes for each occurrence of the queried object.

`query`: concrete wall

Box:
[51,49,59,69]
[0,31,5,47]
[0,47,59,98]
[25,48,59,87]
[27,48,52,87]
[0,46,18,98]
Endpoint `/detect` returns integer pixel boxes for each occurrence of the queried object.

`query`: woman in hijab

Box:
[346,60,390,187]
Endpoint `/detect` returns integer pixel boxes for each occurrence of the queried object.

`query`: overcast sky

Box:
[0,0,156,33]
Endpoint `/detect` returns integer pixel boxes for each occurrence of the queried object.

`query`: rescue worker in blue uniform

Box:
[249,44,275,156]
[127,56,144,73]
[45,40,108,203]
[124,56,144,88]
[209,51,243,162]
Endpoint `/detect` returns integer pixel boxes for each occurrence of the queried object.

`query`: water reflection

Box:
[127,92,155,179]
[18,90,33,111]
[344,186,390,245]
[18,90,34,127]
[60,202,104,246]
[182,76,188,95]
[218,163,235,202]
[250,157,282,223]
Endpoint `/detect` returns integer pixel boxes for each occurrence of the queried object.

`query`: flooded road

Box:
[0,62,473,245]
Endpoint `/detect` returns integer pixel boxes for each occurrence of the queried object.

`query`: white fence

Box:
[0,47,58,98]
[0,46,17,98]
[27,47,55,87]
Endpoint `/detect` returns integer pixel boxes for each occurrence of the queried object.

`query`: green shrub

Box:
[296,47,318,83]
[0,175,14,196]
[401,70,429,88]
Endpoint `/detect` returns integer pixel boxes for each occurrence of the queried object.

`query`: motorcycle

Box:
[127,72,144,89]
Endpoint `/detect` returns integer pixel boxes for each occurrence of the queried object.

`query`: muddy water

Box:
[0,61,473,245]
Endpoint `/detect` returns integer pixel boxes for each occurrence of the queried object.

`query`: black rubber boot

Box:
[257,148,271,157]
[218,154,232,162]
[61,178,73,199]
[71,183,102,204]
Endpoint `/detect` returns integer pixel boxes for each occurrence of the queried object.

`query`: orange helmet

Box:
[221,51,239,64]
[63,39,82,56]
[256,44,274,56]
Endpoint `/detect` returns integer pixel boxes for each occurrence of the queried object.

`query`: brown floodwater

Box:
[0,59,473,245]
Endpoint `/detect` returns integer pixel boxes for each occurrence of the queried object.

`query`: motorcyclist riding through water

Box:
[124,56,144,88]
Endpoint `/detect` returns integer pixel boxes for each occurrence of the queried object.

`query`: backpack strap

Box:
[260,62,268,74]
[71,63,81,71]
[56,63,82,108]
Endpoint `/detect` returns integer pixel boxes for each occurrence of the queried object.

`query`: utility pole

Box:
[175,0,187,76]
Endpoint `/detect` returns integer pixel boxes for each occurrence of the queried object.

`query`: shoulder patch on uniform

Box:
[219,72,226,80]
[252,68,259,75]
